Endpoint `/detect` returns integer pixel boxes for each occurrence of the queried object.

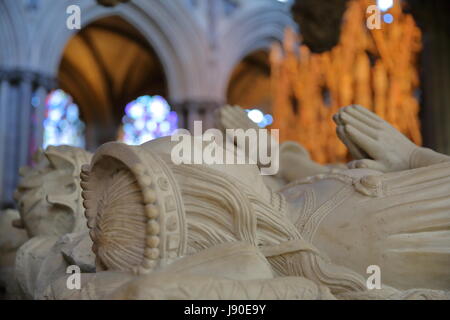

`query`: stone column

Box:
[203,103,219,131]
[17,71,34,166]
[0,72,21,207]
[0,69,56,207]
[172,102,186,131]
[32,85,49,151]
[0,74,10,206]
[186,103,202,133]
[172,100,222,133]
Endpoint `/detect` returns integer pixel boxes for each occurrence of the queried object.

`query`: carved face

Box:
[15,146,91,238]
[16,172,76,237]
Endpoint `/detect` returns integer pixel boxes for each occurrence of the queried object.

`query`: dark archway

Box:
[58,15,168,150]
[226,50,272,114]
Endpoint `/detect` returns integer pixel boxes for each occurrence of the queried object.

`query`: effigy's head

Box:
[81,138,188,274]
[14,146,92,238]
[81,136,293,275]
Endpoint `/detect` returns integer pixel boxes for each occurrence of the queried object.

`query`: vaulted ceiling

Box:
[58,15,167,145]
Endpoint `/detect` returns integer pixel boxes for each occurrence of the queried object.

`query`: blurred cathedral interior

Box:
[0,0,449,208]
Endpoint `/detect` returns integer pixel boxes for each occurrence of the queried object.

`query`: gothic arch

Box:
[0,0,27,69]
[0,0,295,105]
[218,2,295,100]
[16,0,207,102]
[226,49,271,112]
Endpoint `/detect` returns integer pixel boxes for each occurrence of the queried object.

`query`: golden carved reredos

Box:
[271,0,422,163]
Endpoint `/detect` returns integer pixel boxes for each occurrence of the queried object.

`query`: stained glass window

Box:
[246,108,273,128]
[120,95,178,145]
[43,89,85,149]
[377,0,394,11]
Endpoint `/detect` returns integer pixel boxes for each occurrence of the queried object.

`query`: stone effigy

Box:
[0,209,28,298]
[7,146,92,299]
[14,146,92,238]
[4,105,450,300]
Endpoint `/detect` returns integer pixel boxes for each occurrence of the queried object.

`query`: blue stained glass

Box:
[246,108,274,128]
[159,121,171,133]
[48,90,65,107]
[146,120,157,132]
[49,108,63,121]
[383,13,394,24]
[66,104,79,122]
[31,95,40,107]
[120,95,178,145]
[43,89,85,149]
[134,118,146,131]
[126,101,145,119]
[137,95,152,106]
[264,114,274,126]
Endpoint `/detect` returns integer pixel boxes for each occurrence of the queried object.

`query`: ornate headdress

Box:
[81,141,187,275]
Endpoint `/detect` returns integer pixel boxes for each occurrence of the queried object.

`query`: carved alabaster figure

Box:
[8,106,450,299]
[75,105,449,299]
[13,146,92,238]
[8,146,93,299]
[221,105,450,292]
